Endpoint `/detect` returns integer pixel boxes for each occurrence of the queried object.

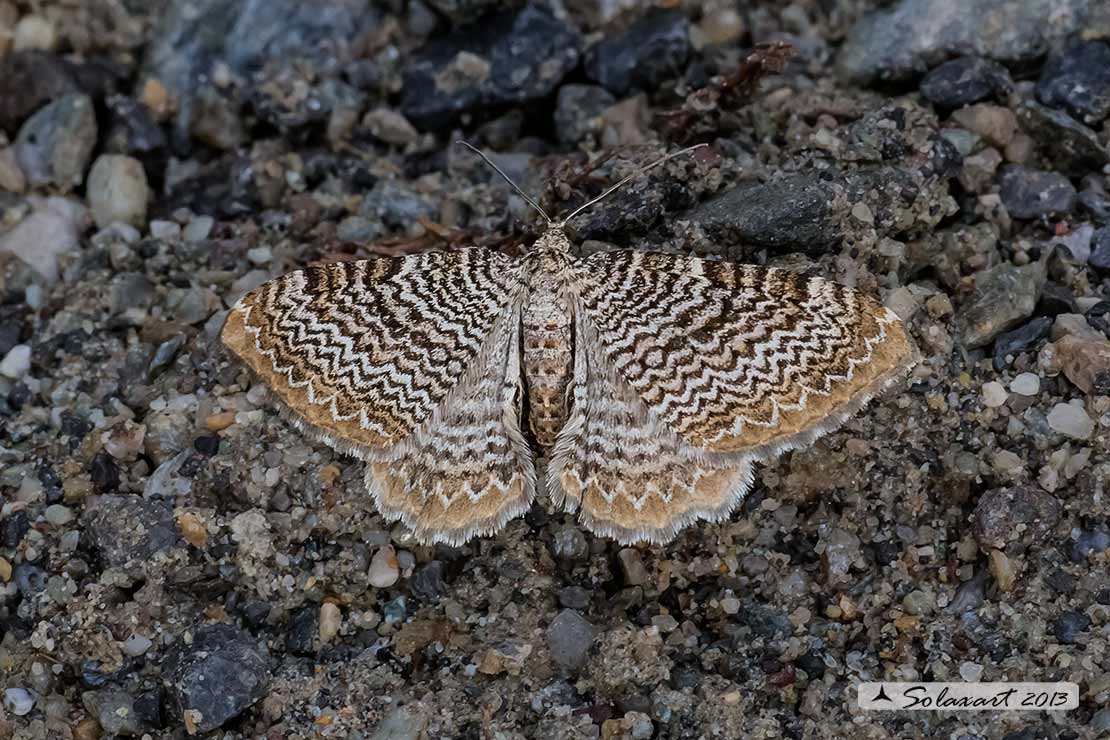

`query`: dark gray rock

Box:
[948,570,988,613]
[1079,188,1110,224]
[957,260,1046,348]
[0,51,93,132]
[423,0,502,25]
[553,84,615,146]
[993,317,1052,368]
[686,166,923,257]
[81,495,178,568]
[163,623,270,733]
[741,603,792,639]
[998,165,1076,219]
[1091,226,1110,272]
[1053,610,1091,644]
[0,510,29,548]
[558,586,591,610]
[550,526,588,563]
[546,609,597,672]
[919,56,1012,109]
[973,486,1061,550]
[142,0,380,144]
[1016,101,1108,178]
[286,605,319,656]
[14,94,97,191]
[13,563,47,598]
[410,560,447,603]
[1036,40,1110,124]
[838,0,1091,84]
[82,689,143,737]
[1070,527,1110,562]
[360,180,437,230]
[401,6,581,130]
[584,10,690,96]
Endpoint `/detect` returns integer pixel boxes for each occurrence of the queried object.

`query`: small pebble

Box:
[319,602,342,644]
[369,545,400,588]
[43,504,73,525]
[1047,402,1094,440]
[1010,372,1040,396]
[149,220,182,239]
[184,215,215,242]
[13,14,55,51]
[123,634,153,656]
[617,548,648,585]
[0,343,30,379]
[980,381,1008,407]
[3,687,35,716]
[87,155,149,229]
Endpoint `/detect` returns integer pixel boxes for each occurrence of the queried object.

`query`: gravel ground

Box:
[0,1,1109,738]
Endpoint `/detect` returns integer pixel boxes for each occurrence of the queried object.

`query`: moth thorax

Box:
[522,250,573,450]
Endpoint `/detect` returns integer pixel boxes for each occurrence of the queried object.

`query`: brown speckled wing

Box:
[221,249,536,545]
[551,250,916,542]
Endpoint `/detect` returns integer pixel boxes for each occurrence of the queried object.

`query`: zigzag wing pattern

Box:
[366,303,536,545]
[222,249,536,542]
[572,250,917,458]
[549,305,754,544]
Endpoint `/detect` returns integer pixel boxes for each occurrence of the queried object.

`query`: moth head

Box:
[456,140,708,234]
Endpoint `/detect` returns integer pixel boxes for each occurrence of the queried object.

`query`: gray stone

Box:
[838,0,1091,84]
[973,486,1061,550]
[83,689,142,736]
[998,165,1076,219]
[1037,40,1110,124]
[1091,226,1110,272]
[142,0,380,144]
[1093,708,1110,734]
[687,171,846,255]
[1016,101,1108,178]
[3,687,34,716]
[553,84,615,146]
[336,215,383,243]
[584,10,690,96]
[360,180,436,230]
[370,706,425,740]
[957,260,1045,348]
[1053,610,1091,644]
[163,623,270,733]
[14,94,97,191]
[919,56,1012,109]
[550,525,588,562]
[547,609,597,671]
[401,6,581,130]
[81,495,178,567]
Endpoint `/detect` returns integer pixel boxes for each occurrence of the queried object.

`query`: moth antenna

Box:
[558,143,709,227]
[456,141,552,226]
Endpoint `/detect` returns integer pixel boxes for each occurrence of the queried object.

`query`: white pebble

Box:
[87,155,149,229]
[246,245,273,265]
[959,661,983,682]
[981,381,1008,408]
[1010,372,1040,396]
[123,634,153,656]
[0,344,30,379]
[149,220,181,239]
[1047,402,1093,441]
[184,215,214,242]
[3,687,35,716]
[13,15,55,51]
[369,545,400,588]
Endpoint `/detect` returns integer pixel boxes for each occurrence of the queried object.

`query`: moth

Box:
[221,143,917,545]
